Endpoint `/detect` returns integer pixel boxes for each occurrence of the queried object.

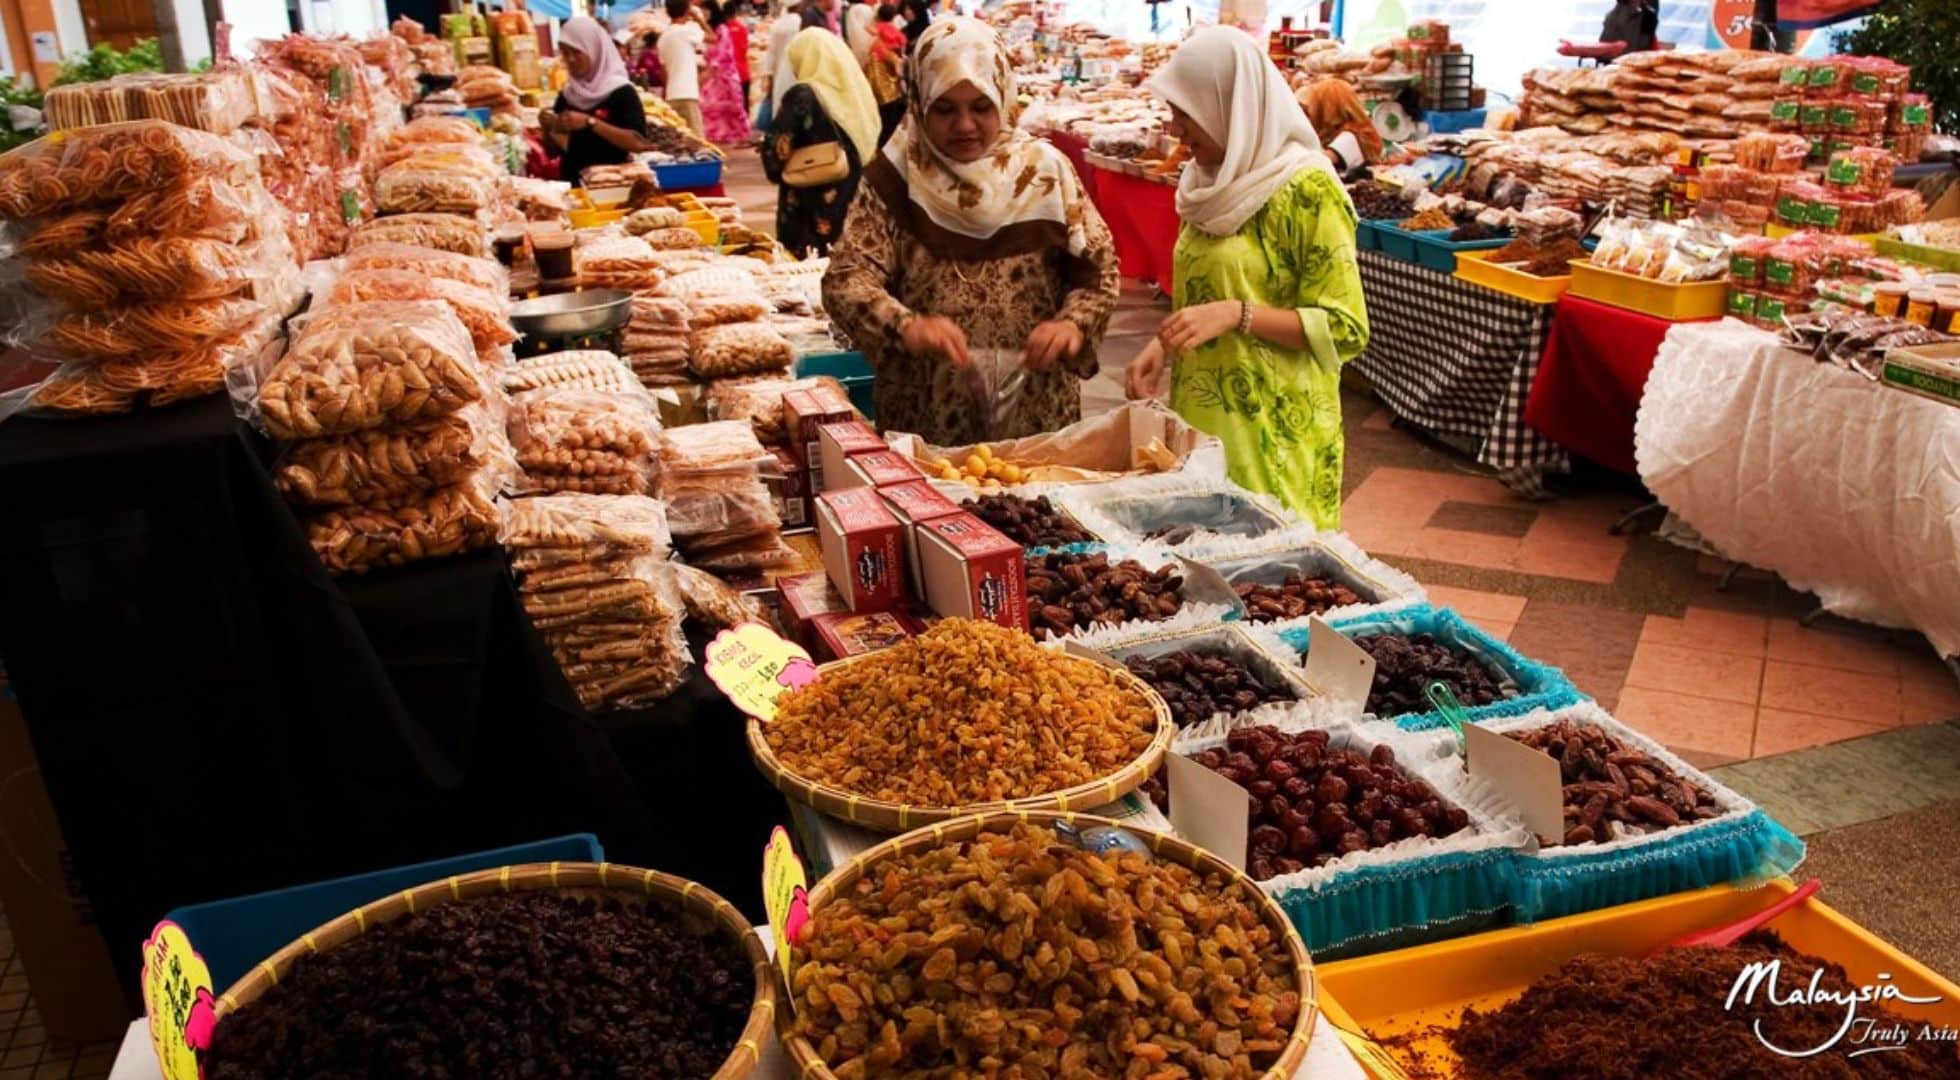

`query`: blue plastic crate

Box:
[1425,107,1489,135]
[654,159,724,191]
[1355,220,1382,251]
[166,834,603,993]
[1374,222,1425,263]
[1410,229,1512,274]
[795,350,875,421]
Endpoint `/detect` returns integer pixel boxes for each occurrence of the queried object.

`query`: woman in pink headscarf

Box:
[541,15,656,188]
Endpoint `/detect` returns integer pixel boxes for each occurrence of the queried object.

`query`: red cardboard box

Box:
[816,486,905,612]
[916,512,1028,630]
[776,571,848,650]
[811,609,926,661]
[817,419,887,493]
[785,386,855,519]
[878,480,962,601]
[764,446,809,532]
[843,449,925,490]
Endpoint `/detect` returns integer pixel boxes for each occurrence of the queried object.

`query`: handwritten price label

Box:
[761,826,810,980]
[141,921,215,1080]
[704,622,817,722]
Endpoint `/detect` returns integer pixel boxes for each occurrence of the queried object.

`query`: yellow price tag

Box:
[704,622,817,722]
[140,920,215,1080]
[760,826,809,981]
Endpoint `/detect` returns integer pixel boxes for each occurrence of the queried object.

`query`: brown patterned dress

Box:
[820,158,1121,444]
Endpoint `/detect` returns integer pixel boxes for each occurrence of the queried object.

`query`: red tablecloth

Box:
[1525,293,1705,475]
[1044,131,1092,196]
[1084,164,1179,295]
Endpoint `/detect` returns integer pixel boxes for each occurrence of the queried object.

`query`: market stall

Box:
[1636,319,1960,660]
[1083,154,1181,295]
[1350,250,1572,494]
[1525,293,1704,475]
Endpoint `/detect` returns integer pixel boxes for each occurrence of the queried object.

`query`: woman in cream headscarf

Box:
[1126,27,1368,528]
[822,17,1120,443]
[760,28,881,256]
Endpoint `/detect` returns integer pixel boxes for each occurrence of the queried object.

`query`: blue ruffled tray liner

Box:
[1278,604,1586,731]
[1271,843,1518,958]
[1511,807,1805,923]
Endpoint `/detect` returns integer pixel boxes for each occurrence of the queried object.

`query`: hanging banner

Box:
[1776,0,1879,30]
[1707,0,1817,51]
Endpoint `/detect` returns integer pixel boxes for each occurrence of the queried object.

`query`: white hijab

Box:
[878,17,1092,258]
[845,2,877,65]
[1146,26,1339,237]
[767,12,803,109]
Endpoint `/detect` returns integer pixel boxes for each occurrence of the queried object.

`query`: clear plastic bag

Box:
[372,161,497,214]
[42,70,260,135]
[18,209,107,258]
[642,226,702,251]
[101,172,262,245]
[688,322,793,379]
[0,121,255,220]
[324,268,515,359]
[623,206,686,235]
[658,419,770,472]
[503,492,673,566]
[341,241,506,296]
[678,526,798,570]
[503,350,641,395]
[26,234,259,305]
[304,471,504,574]
[963,347,1029,442]
[259,299,482,438]
[687,291,772,329]
[629,294,691,332]
[47,295,265,360]
[510,386,661,496]
[385,115,483,148]
[274,400,506,508]
[348,212,490,258]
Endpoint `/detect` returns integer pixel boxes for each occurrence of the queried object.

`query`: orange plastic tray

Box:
[1453,251,1570,304]
[1317,879,1960,1078]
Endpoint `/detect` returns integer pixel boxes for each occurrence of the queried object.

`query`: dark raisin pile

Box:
[206,891,755,1079]
[1353,631,1514,716]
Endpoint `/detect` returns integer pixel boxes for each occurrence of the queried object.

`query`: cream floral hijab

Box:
[875,17,1091,261]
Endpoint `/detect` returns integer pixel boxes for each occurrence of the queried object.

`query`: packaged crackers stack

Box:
[509,384,661,495]
[0,120,300,416]
[658,420,796,570]
[624,295,693,389]
[257,298,511,573]
[504,493,691,710]
[255,35,386,260]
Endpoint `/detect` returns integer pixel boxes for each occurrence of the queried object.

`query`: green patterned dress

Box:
[1169,168,1368,529]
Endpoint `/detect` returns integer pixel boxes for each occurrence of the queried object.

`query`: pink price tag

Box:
[704,622,818,722]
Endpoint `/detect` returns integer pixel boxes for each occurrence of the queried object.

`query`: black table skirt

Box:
[0,397,785,997]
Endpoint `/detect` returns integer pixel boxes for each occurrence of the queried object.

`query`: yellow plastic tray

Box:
[1567,258,1729,320]
[568,207,625,230]
[1317,879,1960,1078]
[1454,250,1570,305]
[684,213,720,246]
[1767,221,1882,243]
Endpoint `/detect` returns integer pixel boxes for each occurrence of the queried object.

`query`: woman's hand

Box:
[1125,339,1168,400]
[1023,319,1083,373]
[558,110,594,132]
[1157,300,1241,353]
[900,314,971,366]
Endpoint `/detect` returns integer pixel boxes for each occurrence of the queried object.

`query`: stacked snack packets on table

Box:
[255,35,386,260]
[624,295,692,389]
[508,383,661,496]
[0,120,300,417]
[657,420,795,570]
[254,295,510,574]
[503,493,690,710]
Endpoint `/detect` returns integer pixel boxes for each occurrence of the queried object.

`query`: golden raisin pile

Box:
[764,620,1158,807]
[791,822,1305,1078]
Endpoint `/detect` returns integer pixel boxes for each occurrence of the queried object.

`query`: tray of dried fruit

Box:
[1023,544,1247,648]
[747,619,1176,833]
[1279,605,1583,730]
[1201,532,1427,633]
[1482,702,1805,923]
[202,862,778,1079]
[780,809,1321,1080]
[1100,623,1328,745]
[1316,878,1959,1080]
[958,490,1103,551]
[1053,474,1303,558]
[1144,721,1530,958]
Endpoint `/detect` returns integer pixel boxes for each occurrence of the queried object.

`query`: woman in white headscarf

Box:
[760,29,880,256]
[1126,26,1368,528]
[541,15,656,188]
[821,17,1120,443]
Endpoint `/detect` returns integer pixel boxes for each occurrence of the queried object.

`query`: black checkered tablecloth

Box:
[1351,250,1571,495]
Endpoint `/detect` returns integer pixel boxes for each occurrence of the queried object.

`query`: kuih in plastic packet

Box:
[46,295,265,360]
[340,241,507,296]
[304,470,505,574]
[347,212,490,258]
[324,267,515,359]
[687,322,794,379]
[0,120,256,220]
[258,299,482,438]
[274,400,507,508]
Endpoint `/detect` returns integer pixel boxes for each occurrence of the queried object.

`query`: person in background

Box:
[1601,0,1659,54]
[867,4,907,145]
[541,15,655,188]
[701,3,755,143]
[630,30,665,88]
[658,0,708,135]
[760,0,804,129]
[897,0,930,51]
[727,2,754,109]
[1125,27,1368,529]
[822,18,1120,444]
[761,29,880,256]
[844,0,877,66]
[1298,77,1381,178]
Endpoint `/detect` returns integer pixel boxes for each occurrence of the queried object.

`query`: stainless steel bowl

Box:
[509,288,633,340]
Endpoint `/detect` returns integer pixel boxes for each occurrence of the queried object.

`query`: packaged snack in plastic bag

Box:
[629,294,691,331]
[372,161,497,214]
[304,470,504,574]
[503,350,641,395]
[671,562,765,628]
[385,115,483,148]
[102,171,263,245]
[659,419,770,473]
[340,241,506,295]
[688,321,793,379]
[678,526,798,570]
[503,492,673,566]
[348,211,490,258]
[259,299,481,438]
[0,121,256,220]
[324,268,514,359]
[687,291,771,329]
[43,69,261,135]
[623,206,687,235]
[47,295,264,360]
[18,209,108,258]
[27,234,260,305]
[274,400,506,507]
[511,385,659,458]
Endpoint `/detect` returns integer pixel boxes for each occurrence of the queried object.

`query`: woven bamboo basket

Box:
[778,809,1318,1079]
[210,862,779,1080]
[747,650,1176,832]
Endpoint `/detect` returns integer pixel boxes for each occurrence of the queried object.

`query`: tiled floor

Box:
[7,150,1959,1072]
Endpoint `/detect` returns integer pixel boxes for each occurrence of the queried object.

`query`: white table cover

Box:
[1634,319,1960,657]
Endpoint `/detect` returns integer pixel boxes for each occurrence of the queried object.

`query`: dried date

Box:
[1237,573,1366,622]
[1352,631,1513,716]
[963,493,1093,547]
[1510,719,1723,846]
[1025,551,1183,638]
[1122,648,1296,728]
